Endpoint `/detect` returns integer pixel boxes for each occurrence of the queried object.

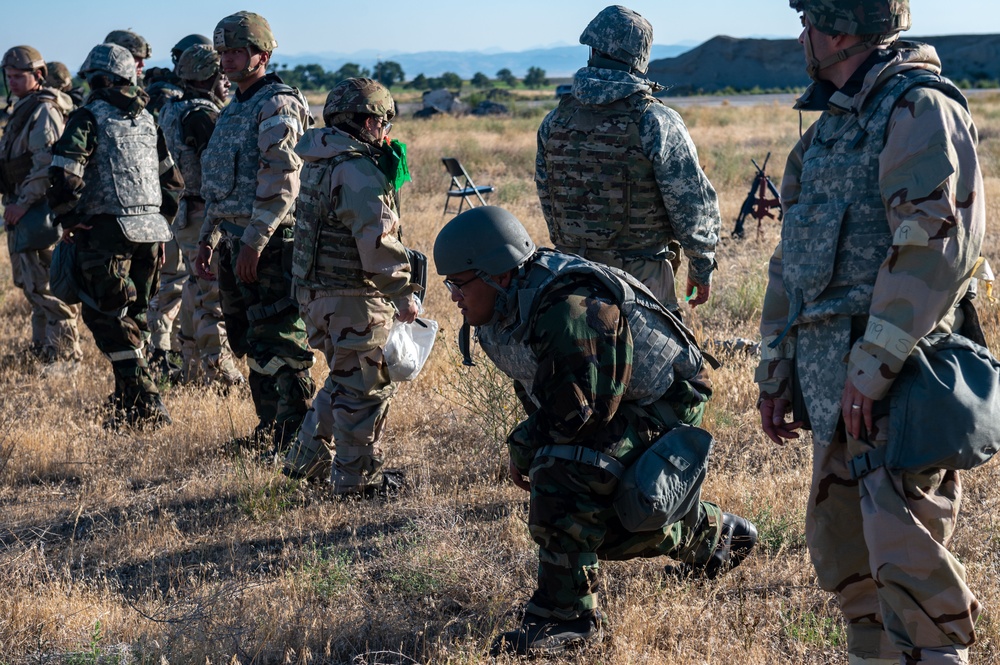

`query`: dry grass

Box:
[2,92,1000,664]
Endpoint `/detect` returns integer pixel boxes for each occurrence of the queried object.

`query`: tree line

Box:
[268,60,549,91]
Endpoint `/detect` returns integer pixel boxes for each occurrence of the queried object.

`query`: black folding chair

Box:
[442,157,495,215]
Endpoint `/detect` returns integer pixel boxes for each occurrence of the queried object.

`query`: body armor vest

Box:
[780,70,967,329]
[75,98,162,218]
[292,150,390,290]
[159,96,218,199]
[0,91,56,197]
[201,81,305,226]
[542,92,672,254]
[477,249,703,405]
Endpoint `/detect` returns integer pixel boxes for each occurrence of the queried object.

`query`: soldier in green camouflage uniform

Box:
[435,207,756,656]
[48,43,182,429]
[0,46,82,368]
[195,12,315,450]
[535,5,721,309]
[155,44,242,387]
[757,2,984,663]
[282,78,419,492]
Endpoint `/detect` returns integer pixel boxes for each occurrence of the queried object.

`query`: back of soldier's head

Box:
[790,0,910,36]
[79,43,137,88]
[171,34,212,65]
[580,5,654,75]
[176,44,220,83]
[104,29,152,59]
[45,61,73,91]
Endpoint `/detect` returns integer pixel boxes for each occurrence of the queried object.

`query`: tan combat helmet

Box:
[104,29,152,59]
[213,11,278,53]
[2,45,47,79]
[45,61,73,91]
[579,5,654,75]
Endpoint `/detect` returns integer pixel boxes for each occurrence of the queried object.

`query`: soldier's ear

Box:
[495,271,513,289]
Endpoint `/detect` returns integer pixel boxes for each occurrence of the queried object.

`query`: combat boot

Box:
[125,393,173,431]
[490,611,602,657]
[149,348,183,385]
[666,512,757,580]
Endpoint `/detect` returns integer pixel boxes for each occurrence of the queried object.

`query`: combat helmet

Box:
[104,29,152,59]
[580,5,654,75]
[45,61,73,91]
[2,45,47,79]
[434,206,536,277]
[323,77,395,126]
[213,11,278,53]
[176,44,220,83]
[171,34,212,65]
[790,0,910,36]
[79,43,137,86]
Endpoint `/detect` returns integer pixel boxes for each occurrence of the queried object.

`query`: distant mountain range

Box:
[647,34,1000,95]
[263,44,693,80]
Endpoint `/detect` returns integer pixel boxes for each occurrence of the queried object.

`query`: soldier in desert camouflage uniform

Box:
[0,45,82,369]
[44,61,85,108]
[535,5,721,309]
[155,44,242,388]
[435,206,756,656]
[282,78,420,493]
[48,43,182,429]
[195,11,314,451]
[757,2,985,663]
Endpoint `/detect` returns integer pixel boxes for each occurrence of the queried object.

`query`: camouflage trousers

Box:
[284,292,397,491]
[807,415,980,664]
[6,234,81,361]
[526,452,723,621]
[217,228,314,443]
[148,235,185,352]
[556,240,682,309]
[74,215,160,402]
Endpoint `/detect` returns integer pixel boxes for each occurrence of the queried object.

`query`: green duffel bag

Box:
[12,200,60,252]
[613,424,714,532]
[849,332,1000,479]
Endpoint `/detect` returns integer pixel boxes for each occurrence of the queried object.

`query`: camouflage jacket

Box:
[199,73,310,252]
[490,250,703,474]
[158,94,220,199]
[0,87,71,208]
[756,43,985,444]
[48,86,183,225]
[291,127,417,309]
[535,67,721,286]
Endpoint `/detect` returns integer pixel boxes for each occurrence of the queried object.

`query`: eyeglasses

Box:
[443,275,480,297]
[382,119,393,134]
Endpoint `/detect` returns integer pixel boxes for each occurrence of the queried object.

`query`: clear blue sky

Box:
[2,0,997,71]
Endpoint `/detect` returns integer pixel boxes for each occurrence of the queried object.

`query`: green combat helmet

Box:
[434,206,536,277]
[45,61,73,91]
[175,44,220,83]
[104,29,152,59]
[213,11,278,53]
[2,45,47,78]
[171,34,212,66]
[790,0,910,36]
[579,5,654,75]
[79,43,137,86]
[323,77,395,126]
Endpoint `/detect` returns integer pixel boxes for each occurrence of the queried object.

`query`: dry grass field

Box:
[2,92,1000,664]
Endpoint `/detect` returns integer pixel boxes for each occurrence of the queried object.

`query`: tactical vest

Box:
[159,96,218,199]
[201,81,306,226]
[477,249,703,405]
[542,92,671,254]
[780,70,968,329]
[292,150,390,289]
[74,98,162,218]
[0,91,55,196]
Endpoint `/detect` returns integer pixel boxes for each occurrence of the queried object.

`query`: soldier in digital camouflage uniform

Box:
[435,206,756,656]
[48,43,182,429]
[0,46,82,369]
[155,44,242,388]
[757,2,985,663]
[282,78,420,493]
[44,61,85,108]
[195,11,315,451]
[140,34,211,124]
[535,5,721,309]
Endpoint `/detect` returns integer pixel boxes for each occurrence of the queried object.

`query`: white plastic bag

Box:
[385,317,439,381]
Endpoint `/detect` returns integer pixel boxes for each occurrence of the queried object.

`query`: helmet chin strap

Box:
[804,29,891,81]
[227,47,263,83]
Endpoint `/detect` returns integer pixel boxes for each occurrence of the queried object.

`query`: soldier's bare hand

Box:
[509,458,530,492]
[395,298,419,324]
[686,278,710,307]
[59,222,91,244]
[236,244,260,283]
[195,243,216,280]
[840,379,873,440]
[3,203,27,226]
[759,397,803,445]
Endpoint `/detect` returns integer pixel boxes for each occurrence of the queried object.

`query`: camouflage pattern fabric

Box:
[757,42,985,662]
[200,74,309,253]
[792,0,911,37]
[484,269,723,620]
[283,125,416,486]
[159,96,218,199]
[148,236,185,353]
[578,5,654,74]
[216,228,314,443]
[0,88,81,361]
[536,66,720,304]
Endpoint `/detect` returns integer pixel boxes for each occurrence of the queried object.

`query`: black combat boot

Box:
[130,393,173,430]
[490,611,602,657]
[666,512,758,580]
[149,348,183,385]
